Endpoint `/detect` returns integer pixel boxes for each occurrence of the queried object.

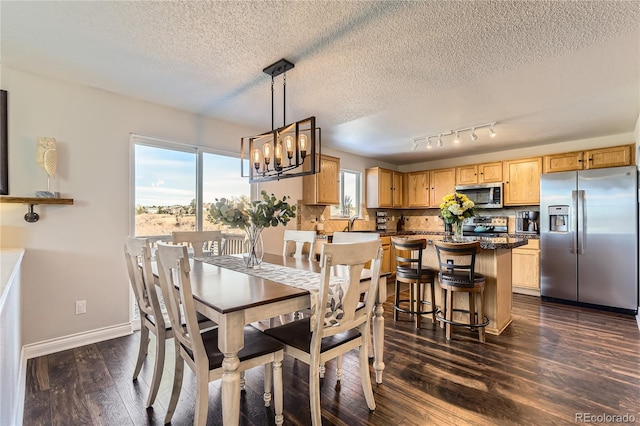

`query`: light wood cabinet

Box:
[380,236,392,274]
[456,164,478,185]
[512,239,540,294]
[406,171,430,208]
[543,144,634,173]
[455,162,502,185]
[366,167,404,208]
[302,154,340,205]
[478,162,503,183]
[429,168,456,207]
[585,145,633,169]
[503,157,542,206]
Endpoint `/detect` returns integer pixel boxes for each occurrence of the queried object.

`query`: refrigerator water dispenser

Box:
[548,205,569,232]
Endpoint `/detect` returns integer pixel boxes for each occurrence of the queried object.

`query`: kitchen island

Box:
[355,231,529,335]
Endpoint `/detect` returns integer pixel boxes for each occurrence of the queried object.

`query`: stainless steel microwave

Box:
[454,183,503,208]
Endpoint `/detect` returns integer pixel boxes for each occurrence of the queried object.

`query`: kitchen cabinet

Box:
[366,167,404,208]
[406,171,430,208]
[543,144,634,173]
[302,154,340,205]
[429,167,456,207]
[380,236,392,274]
[456,162,503,186]
[512,239,540,295]
[503,157,542,206]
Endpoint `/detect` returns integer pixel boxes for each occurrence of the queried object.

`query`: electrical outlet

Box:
[75,300,87,315]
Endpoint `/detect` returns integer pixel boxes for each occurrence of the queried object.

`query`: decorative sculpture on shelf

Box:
[36,136,58,198]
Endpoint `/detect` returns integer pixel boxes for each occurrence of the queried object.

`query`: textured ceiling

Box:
[1,1,639,164]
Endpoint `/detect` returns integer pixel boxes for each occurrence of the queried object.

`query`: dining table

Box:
[157,252,388,426]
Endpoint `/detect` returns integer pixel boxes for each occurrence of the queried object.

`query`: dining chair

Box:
[434,240,488,343]
[123,236,215,408]
[282,229,316,260]
[264,240,383,426]
[155,242,285,426]
[221,232,245,255]
[171,230,223,257]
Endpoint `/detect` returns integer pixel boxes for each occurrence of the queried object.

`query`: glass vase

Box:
[243,225,264,268]
[453,221,464,241]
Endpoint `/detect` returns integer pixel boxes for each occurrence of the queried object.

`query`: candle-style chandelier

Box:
[241,58,320,183]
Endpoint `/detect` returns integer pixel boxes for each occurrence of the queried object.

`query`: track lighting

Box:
[410,121,497,150]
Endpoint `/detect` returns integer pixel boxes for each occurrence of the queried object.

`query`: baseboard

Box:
[636,308,640,331]
[512,287,540,297]
[15,347,27,426]
[22,322,133,360]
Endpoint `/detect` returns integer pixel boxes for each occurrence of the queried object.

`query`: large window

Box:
[131,136,250,237]
[330,169,361,218]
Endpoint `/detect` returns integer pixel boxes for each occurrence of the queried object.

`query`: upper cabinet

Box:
[503,157,542,206]
[455,162,503,185]
[302,154,340,205]
[429,168,456,207]
[543,144,634,173]
[366,167,405,208]
[406,171,430,208]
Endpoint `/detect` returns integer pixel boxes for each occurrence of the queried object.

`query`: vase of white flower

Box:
[209,190,296,268]
[440,192,475,241]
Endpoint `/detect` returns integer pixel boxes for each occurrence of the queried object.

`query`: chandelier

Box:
[241,59,320,183]
[411,122,497,150]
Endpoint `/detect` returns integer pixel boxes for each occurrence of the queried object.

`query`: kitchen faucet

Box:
[347,215,358,232]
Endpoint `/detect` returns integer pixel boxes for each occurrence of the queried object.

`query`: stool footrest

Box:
[394,299,438,316]
[435,309,489,328]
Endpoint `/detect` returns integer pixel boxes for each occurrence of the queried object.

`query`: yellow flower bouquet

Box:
[440,192,475,238]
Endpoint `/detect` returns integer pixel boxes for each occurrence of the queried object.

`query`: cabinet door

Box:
[478,162,503,183]
[407,171,429,207]
[429,168,456,207]
[512,248,540,289]
[503,157,542,205]
[316,156,340,204]
[543,151,584,173]
[456,165,478,185]
[303,155,340,205]
[378,169,394,207]
[392,171,405,207]
[585,145,633,169]
[381,237,391,274]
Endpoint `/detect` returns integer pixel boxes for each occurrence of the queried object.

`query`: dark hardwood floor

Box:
[24,294,640,425]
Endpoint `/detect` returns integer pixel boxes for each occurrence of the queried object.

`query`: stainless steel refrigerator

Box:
[540,166,638,313]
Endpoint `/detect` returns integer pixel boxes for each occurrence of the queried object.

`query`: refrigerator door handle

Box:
[570,190,578,254]
[577,189,585,255]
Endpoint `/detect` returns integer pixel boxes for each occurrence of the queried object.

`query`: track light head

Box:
[489,123,496,138]
[437,134,443,147]
[470,128,478,141]
[426,137,432,149]
[411,139,418,151]
[454,131,460,144]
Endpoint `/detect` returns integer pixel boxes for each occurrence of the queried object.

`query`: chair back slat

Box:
[124,237,165,327]
[391,237,428,280]
[156,242,205,362]
[283,230,316,260]
[434,240,481,282]
[172,231,223,257]
[222,233,245,254]
[316,240,383,337]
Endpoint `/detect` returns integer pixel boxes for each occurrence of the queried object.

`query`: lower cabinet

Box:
[380,236,392,274]
[512,239,540,295]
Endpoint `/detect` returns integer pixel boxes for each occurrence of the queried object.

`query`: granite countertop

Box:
[349,230,532,250]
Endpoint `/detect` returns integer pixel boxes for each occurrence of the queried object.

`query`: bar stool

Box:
[391,237,438,329]
[434,240,489,343]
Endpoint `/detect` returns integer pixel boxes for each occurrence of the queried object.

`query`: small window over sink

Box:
[330,169,361,218]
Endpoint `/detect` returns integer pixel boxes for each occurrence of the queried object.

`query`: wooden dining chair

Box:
[264,240,383,426]
[155,242,285,426]
[123,237,215,408]
[221,232,245,255]
[283,229,316,260]
[171,230,223,257]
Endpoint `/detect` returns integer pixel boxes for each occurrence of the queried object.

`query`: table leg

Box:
[372,276,386,384]
[219,312,244,425]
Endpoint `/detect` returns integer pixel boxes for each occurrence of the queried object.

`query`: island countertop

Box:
[349,230,531,250]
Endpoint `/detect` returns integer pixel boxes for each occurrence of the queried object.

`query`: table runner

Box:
[196,255,349,327]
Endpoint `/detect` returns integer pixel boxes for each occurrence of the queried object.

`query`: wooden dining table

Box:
[169,253,388,426]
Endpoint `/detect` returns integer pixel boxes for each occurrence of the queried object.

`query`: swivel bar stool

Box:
[434,240,489,343]
[391,237,438,329]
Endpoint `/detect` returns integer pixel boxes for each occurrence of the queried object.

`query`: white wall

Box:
[0,67,262,345]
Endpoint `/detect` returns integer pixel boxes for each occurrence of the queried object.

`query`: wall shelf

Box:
[0,196,74,222]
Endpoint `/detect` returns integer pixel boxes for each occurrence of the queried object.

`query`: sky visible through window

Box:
[135,144,249,206]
